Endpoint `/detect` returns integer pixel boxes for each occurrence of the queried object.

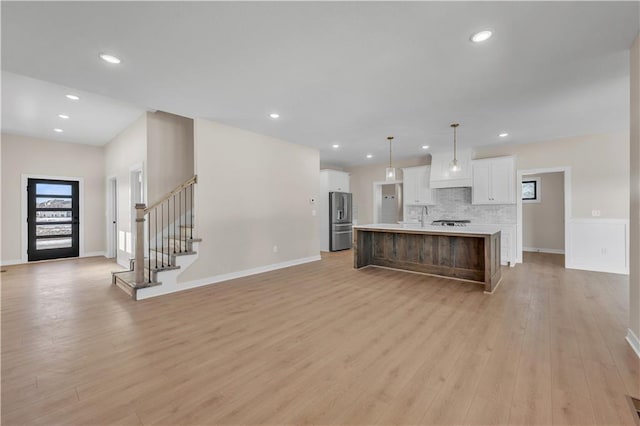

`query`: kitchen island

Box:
[353,224,502,293]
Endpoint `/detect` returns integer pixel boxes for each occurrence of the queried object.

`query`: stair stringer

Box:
[136,241,200,300]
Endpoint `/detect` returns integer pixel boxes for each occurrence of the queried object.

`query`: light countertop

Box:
[353,223,502,236]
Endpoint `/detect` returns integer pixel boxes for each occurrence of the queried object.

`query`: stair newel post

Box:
[147,210,151,278]
[134,203,146,286]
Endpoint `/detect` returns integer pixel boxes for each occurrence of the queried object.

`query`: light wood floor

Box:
[2,252,639,425]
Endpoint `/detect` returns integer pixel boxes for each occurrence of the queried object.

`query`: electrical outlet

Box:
[592,210,601,217]
[273,245,278,253]
[312,209,316,216]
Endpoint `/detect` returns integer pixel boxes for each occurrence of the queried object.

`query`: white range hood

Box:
[429,149,473,188]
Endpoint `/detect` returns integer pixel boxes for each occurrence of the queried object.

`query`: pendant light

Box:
[450,123,460,172]
[385,136,396,181]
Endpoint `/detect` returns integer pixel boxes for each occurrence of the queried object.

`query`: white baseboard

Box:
[83,251,106,258]
[2,251,106,267]
[566,263,629,275]
[523,247,565,254]
[180,255,322,291]
[137,254,322,300]
[627,329,640,359]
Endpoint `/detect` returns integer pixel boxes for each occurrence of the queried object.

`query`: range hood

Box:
[429,149,473,188]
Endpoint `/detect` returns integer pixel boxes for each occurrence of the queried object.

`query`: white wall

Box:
[476,132,629,219]
[146,111,194,202]
[1,133,105,264]
[347,156,429,225]
[629,32,640,355]
[522,172,565,252]
[478,133,629,274]
[104,114,147,267]
[349,133,628,226]
[178,119,320,283]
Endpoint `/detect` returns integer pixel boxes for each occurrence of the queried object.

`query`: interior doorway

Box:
[380,184,402,223]
[106,176,118,258]
[27,178,79,261]
[517,167,571,266]
[373,181,402,224]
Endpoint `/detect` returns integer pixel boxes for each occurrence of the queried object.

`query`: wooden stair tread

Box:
[113,270,162,288]
[129,259,181,272]
[164,236,202,242]
[150,248,197,256]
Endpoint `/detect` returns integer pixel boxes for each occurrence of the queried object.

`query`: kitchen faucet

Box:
[419,206,429,227]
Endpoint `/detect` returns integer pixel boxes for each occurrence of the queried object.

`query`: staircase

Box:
[112,175,200,300]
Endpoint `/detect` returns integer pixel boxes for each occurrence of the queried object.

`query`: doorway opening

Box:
[380,184,403,223]
[517,167,571,267]
[27,178,79,261]
[106,176,118,258]
[373,181,402,224]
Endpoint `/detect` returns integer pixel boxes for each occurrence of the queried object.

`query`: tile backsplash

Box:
[405,187,516,224]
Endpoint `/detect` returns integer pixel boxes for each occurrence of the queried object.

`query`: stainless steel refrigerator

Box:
[329,192,353,251]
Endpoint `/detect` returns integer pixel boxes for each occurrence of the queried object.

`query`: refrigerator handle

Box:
[343,193,350,222]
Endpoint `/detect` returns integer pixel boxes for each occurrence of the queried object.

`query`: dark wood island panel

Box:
[354,228,502,293]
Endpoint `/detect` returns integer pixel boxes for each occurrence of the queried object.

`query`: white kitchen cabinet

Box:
[429,149,473,188]
[472,156,515,204]
[402,166,435,205]
[321,169,350,192]
[499,224,516,266]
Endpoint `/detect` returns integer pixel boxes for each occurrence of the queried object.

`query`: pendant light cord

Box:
[387,136,394,168]
[451,123,459,162]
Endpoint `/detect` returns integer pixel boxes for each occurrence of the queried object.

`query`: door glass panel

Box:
[36,197,72,208]
[35,210,72,222]
[36,224,72,237]
[35,183,72,196]
[36,238,72,250]
[28,178,79,261]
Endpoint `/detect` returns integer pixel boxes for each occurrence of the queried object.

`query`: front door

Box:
[27,178,79,261]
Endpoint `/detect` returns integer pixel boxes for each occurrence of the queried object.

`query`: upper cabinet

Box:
[402,166,435,205]
[471,156,516,204]
[429,149,473,188]
[321,169,350,192]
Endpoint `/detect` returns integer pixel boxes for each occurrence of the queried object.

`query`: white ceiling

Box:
[1,71,145,145]
[2,2,638,166]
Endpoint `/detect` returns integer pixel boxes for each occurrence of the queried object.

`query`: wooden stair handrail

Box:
[144,175,197,214]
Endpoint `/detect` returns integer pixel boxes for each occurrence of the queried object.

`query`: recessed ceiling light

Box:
[99,53,121,64]
[366,154,373,158]
[53,128,64,133]
[499,132,509,138]
[66,94,80,101]
[58,114,70,119]
[421,145,430,150]
[269,113,280,119]
[332,144,340,149]
[471,30,493,43]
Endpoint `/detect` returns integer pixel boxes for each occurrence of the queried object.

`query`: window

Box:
[522,178,541,203]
